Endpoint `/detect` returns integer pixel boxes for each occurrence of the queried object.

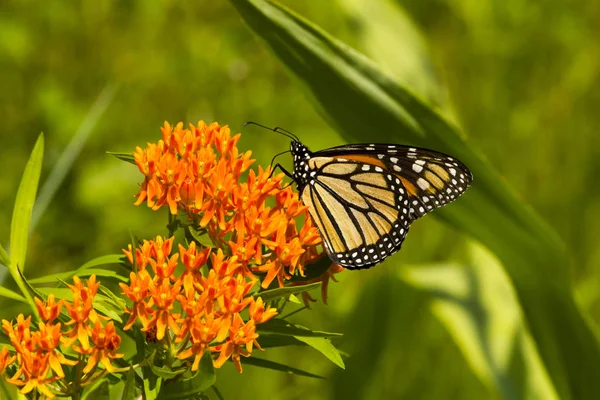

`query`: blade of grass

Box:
[8,134,44,317]
[31,83,118,231]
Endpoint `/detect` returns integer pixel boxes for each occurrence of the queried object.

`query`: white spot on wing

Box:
[417,178,430,190]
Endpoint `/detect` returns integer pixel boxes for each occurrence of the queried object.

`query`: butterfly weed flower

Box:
[0,275,123,399]
[75,321,123,374]
[131,121,336,294]
[0,120,347,398]
[120,237,278,373]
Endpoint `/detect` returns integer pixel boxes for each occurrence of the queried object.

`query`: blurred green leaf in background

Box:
[1,0,600,399]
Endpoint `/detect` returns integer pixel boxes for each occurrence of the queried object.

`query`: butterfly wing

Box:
[299,155,410,269]
[298,144,472,269]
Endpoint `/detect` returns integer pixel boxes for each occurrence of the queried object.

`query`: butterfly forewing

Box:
[317,144,472,221]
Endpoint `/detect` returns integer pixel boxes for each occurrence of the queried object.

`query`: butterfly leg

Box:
[269,163,295,189]
[270,163,293,179]
[270,150,291,168]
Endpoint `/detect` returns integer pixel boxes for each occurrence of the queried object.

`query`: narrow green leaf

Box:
[9,133,44,274]
[158,351,216,399]
[0,286,27,303]
[242,357,325,379]
[107,151,135,165]
[287,293,301,304]
[32,85,117,231]
[122,366,137,400]
[27,272,77,285]
[16,265,47,303]
[0,244,9,266]
[294,336,345,369]
[402,245,558,399]
[133,328,147,364]
[257,319,342,337]
[256,333,306,348]
[0,374,19,398]
[80,254,127,270]
[95,287,126,322]
[29,265,130,285]
[257,282,321,302]
[28,254,126,285]
[150,363,185,380]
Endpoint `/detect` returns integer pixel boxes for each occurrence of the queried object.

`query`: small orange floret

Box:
[78,321,123,374]
[6,350,57,398]
[35,294,63,322]
[0,346,15,375]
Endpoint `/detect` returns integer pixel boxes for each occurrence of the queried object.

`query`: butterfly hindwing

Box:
[298,154,411,269]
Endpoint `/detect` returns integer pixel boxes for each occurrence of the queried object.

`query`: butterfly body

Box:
[288,141,472,270]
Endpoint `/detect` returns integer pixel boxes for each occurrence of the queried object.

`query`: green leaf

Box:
[294,336,345,369]
[257,319,342,337]
[257,282,321,302]
[95,286,126,322]
[0,375,19,399]
[122,366,137,400]
[148,350,185,380]
[81,378,110,400]
[107,151,135,165]
[188,226,215,249]
[287,293,301,304]
[80,254,128,270]
[242,357,325,379]
[29,265,130,285]
[401,245,558,399]
[9,133,44,274]
[150,362,186,380]
[158,351,216,399]
[31,84,117,231]
[133,327,147,364]
[256,333,306,348]
[28,254,128,285]
[231,1,600,398]
[16,265,47,303]
[143,372,162,400]
[0,286,27,303]
[0,244,9,267]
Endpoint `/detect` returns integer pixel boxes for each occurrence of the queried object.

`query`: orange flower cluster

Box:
[122,236,278,373]
[133,121,328,288]
[0,276,122,398]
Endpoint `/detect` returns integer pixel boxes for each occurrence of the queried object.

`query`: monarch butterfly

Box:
[246,122,473,270]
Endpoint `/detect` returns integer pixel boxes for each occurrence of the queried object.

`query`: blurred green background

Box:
[1,0,599,399]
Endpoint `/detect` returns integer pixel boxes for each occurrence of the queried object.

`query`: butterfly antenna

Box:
[244,121,300,142]
[273,127,300,142]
